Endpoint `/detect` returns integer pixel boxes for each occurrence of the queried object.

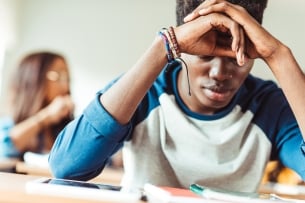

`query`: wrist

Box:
[34,110,48,130]
[264,43,290,68]
[158,26,181,63]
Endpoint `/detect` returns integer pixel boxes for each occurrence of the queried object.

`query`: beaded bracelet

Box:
[159,28,181,60]
[168,26,181,58]
[158,27,191,96]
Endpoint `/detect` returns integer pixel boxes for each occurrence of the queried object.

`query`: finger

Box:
[184,12,198,23]
[236,27,245,66]
[230,22,240,52]
[198,1,236,16]
[237,47,243,66]
[209,14,242,53]
[198,1,256,30]
[184,0,218,22]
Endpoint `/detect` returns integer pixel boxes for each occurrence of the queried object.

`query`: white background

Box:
[0,0,304,116]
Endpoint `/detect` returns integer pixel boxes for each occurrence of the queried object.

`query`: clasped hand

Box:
[174,0,281,66]
[45,95,74,124]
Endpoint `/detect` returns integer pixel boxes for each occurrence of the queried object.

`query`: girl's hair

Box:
[176,0,268,26]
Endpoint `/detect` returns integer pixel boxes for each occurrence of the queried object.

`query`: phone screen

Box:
[42,179,122,191]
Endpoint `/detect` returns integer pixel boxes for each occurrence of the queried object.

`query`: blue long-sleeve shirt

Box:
[49,62,305,192]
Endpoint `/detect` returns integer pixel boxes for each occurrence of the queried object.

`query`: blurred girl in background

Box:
[0,51,74,159]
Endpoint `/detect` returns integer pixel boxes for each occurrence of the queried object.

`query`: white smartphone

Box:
[25,177,140,202]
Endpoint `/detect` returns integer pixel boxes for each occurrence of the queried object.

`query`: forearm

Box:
[100,36,167,124]
[49,99,127,180]
[10,110,48,151]
[265,45,305,139]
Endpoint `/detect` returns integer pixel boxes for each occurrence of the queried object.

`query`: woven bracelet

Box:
[158,30,174,62]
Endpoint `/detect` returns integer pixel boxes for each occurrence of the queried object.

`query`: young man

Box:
[49,0,305,192]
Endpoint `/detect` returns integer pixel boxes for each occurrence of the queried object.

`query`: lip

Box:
[203,86,233,101]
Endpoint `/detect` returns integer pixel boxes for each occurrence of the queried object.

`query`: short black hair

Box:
[176,0,268,26]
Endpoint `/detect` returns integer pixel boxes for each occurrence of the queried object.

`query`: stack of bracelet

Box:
[159,26,191,96]
[159,27,181,62]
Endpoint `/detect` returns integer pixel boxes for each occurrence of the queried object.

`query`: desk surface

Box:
[15,161,124,185]
[0,172,143,203]
[3,171,305,203]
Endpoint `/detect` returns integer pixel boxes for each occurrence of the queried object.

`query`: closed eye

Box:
[229,58,239,66]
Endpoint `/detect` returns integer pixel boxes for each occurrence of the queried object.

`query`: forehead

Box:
[48,58,68,72]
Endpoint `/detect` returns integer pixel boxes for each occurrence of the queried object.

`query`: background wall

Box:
[251,0,305,83]
[0,0,304,116]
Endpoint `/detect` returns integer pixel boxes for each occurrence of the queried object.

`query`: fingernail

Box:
[233,44,238,52]
[239,53,245,66]
[184,12,194,22]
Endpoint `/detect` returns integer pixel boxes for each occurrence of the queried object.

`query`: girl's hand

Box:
[44,95,74,125]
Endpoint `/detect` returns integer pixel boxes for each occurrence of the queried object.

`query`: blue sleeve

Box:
[268,102,305,180]
[242,77,305,180]
[276,120,305,180]
[279,131,305,180]
[0,117,21,158]
[48,93,132,181]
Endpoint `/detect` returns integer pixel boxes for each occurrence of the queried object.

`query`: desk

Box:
[15,161,124,185]
[0,158,19,172]
[0,172,144,203]
[259,182,305,200]
[3,171,305,203]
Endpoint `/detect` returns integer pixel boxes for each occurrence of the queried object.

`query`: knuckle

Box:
[219,2,229,10]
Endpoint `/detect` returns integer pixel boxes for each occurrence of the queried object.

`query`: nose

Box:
[209,57,233,81]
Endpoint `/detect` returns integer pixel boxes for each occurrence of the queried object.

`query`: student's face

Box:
[45,58,70,103]
[178,54,254,115]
